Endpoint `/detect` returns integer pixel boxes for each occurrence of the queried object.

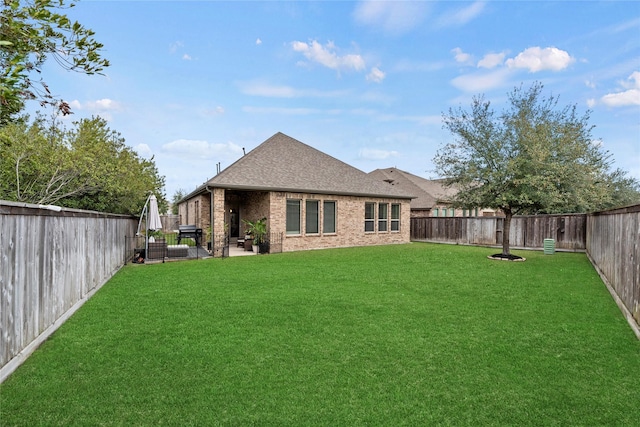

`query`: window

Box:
[286,199,301,235]
[433,208,439,217]
[323,201,336,233]
[378,203,388,232]
[306,200,319,234]
[365,202,375,232]
[391,204,400,231]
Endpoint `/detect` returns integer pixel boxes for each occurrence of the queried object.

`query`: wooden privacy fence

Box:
[411,214,587,250]
[0,201,137,381]
[586,205,640,331]
[159,214,180,232]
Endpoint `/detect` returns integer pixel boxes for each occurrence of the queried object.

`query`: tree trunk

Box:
[502,210,512,256]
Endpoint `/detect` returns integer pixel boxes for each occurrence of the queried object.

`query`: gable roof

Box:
[186,133,414,199]
[368,167,458,209]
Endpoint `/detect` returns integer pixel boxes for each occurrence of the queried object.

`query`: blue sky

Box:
[31,1,640,199]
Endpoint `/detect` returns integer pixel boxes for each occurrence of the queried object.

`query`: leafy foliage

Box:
[243,217,267,244]
[171,188,186,215]
[0,0,110,124]
[434,82,639,254]
[0,115,166,215]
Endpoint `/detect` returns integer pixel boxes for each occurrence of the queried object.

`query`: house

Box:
[178,133,414,256]
[369,167,498,218]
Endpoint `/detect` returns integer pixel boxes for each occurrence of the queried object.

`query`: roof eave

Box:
[205,183,415,200]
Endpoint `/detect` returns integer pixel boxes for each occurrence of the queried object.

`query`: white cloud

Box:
[452,47,473,65]
[243,106,320,115]
[366,67,386,83]
[601,71,640,107]
[161,139,243,160]
[353,0,429,35]
[477,52,505,69]
[506,47,574,72]
[291,40,365,72]
[450,68,512,93]
[239,80,350,98]
[88,98,121,111]
[204,106,225,116]
[359,148,399,161]
[134,143,153,159]
[587,98,597,108]
[182,53,192,60]
[393,59,446,73]
[169,41,184,54]
[68,98,122,120]
[241,82,297,98]
[436,1,486,28]
[256,38,262,45]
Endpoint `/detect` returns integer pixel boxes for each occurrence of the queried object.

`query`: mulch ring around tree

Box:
[488,253,526,262]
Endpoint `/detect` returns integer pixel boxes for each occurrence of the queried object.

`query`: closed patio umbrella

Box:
[147,194,162,232]
[135,194,163,262]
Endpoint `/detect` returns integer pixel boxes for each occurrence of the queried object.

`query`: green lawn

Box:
[2,243,639,426]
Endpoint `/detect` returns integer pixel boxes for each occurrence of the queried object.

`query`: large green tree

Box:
[434,82,639,257]
[0,0,109,124]
[0,115,166,215]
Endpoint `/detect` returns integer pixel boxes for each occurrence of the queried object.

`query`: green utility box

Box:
[543,238,555,255]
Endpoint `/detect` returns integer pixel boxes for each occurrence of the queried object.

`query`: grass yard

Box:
[1,243,639,425]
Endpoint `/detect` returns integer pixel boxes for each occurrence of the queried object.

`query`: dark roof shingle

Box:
[369,167,457,209]
[196,133,414,199]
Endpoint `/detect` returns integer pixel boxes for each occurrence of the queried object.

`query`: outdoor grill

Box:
[177,224,203,246]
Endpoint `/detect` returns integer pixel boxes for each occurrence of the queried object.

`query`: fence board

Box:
[411,214,587,251]
[0,201,137,381]
[587,206,640,329]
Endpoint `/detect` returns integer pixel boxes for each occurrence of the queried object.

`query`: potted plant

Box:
[243,218,267,253]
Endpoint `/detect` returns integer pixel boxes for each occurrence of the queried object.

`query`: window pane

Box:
[323,201,336,233]
[391,204,400,219]
[391,204,400,231]
[365,202,375,232]
[306,200,319,234]
[286,199,300,234]
[378,203,388,232]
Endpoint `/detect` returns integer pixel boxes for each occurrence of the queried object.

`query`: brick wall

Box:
[189,188,411,256]
[269,191,410,253]
[179,194,211,229]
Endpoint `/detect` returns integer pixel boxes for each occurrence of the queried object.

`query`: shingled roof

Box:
[187,133,414,199]
[368,167,458,209]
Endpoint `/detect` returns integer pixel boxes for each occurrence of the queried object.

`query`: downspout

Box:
[205,185,214,252]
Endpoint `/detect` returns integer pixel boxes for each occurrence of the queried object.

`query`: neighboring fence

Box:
[0,201,137,381]
[160,214,180,232]
[411,214,587,250]
[586,205,639,331]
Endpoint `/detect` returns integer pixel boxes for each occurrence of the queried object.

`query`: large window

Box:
[286,199,301,235]
[391,204,400,231]
[378,203,388,232]
[323,201,336,233]
[306,200,319,234]
[365,202,376,232]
